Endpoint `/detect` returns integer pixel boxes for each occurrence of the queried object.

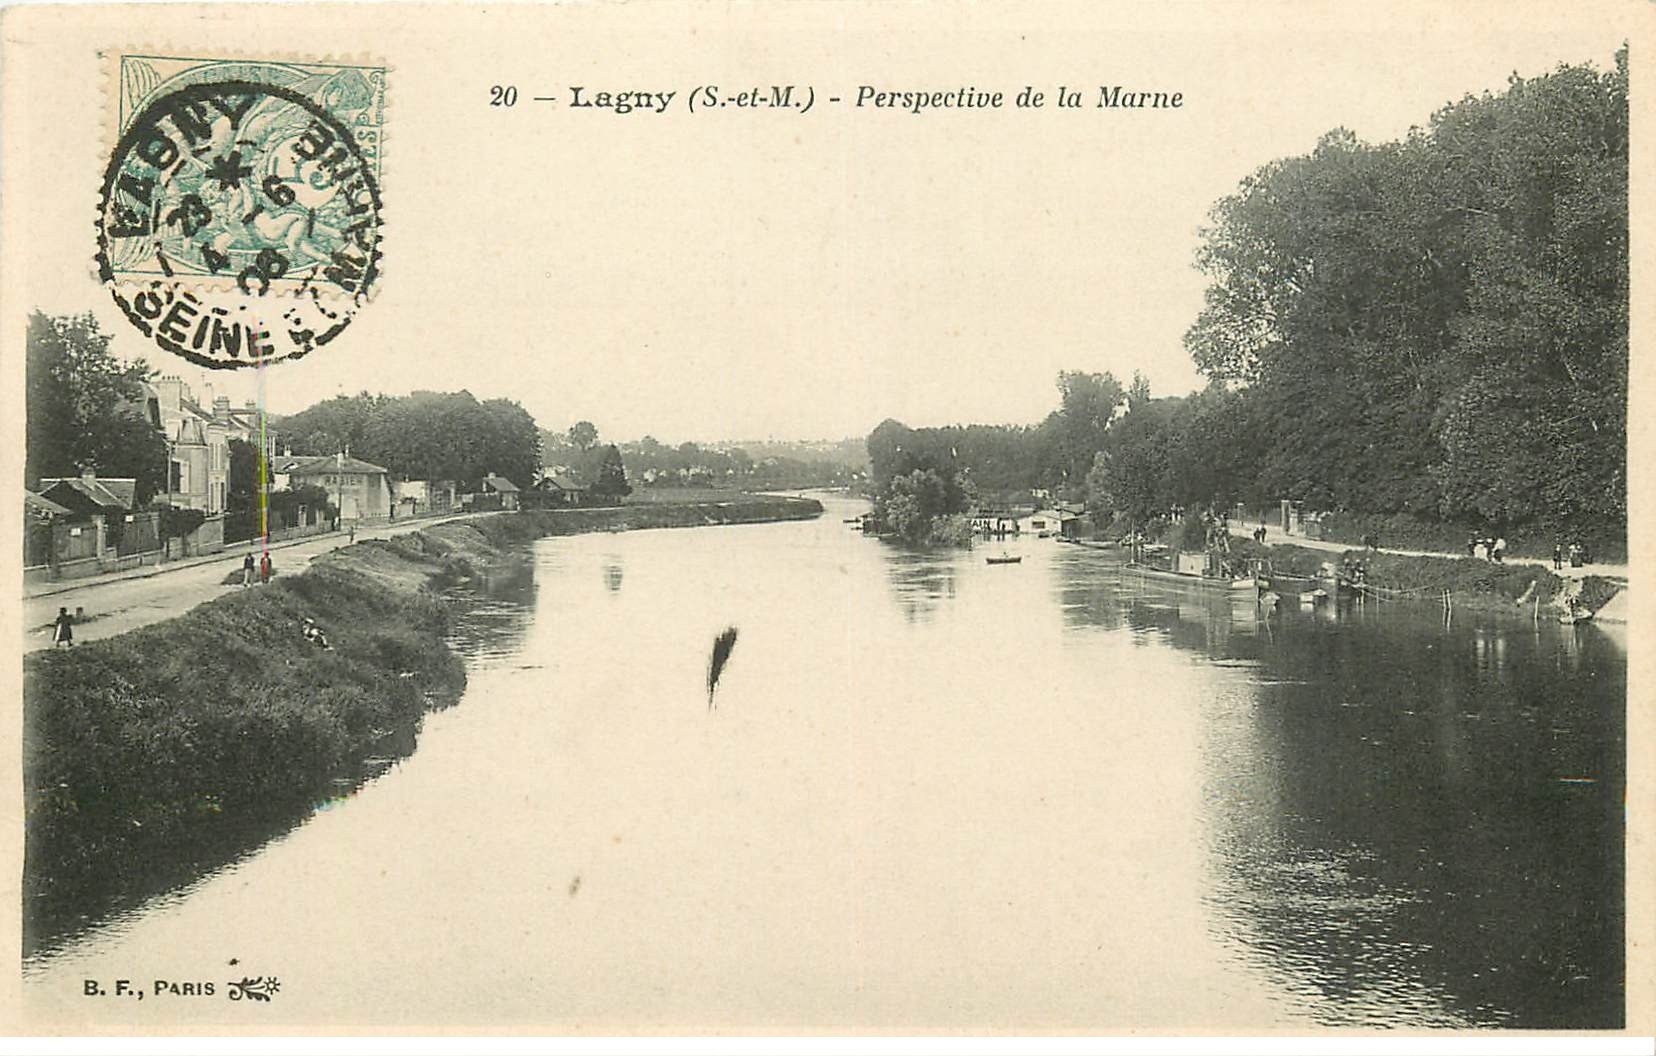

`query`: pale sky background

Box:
[7,5,1635,445]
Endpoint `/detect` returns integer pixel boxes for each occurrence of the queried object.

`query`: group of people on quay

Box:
[1465,533,1594,570]
[1553,540,1593,570]
[1468,534,1509,563]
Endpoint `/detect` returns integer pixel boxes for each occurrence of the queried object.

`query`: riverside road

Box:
[21,512,492,653]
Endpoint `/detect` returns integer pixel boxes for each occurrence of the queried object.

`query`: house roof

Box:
[286,454,389,476]
[24,490,72,517]
[272,454,321,473]
[481,475,520,492]
[38,476,138,510]
[539,473,586,491]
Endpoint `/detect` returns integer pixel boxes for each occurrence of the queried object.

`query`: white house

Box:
[151,375,229,515]
[1013,509,1079,536]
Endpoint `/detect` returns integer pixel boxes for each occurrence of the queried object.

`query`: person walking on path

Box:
[51,607,73,648]
[1553,543,1563,570]
[242,552,256,587]
[1492,537,1507,564]
[259,552,274,585]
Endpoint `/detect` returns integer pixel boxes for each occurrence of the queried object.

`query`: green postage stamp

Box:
[96,54,386,368]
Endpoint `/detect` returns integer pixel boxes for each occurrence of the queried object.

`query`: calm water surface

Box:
[24,495,1623,1029]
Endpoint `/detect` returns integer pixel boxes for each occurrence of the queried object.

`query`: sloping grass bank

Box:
[1228,536,1622,615]
[24,556,468,952]
[23,494,822,954]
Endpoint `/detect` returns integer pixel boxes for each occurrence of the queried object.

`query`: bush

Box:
[153,504,206,542]
[1356,552,1560,601]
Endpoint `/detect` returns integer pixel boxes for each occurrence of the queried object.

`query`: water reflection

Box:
[879,546,960,622]
[442,559,537,670]
[1045,547,1623,1027]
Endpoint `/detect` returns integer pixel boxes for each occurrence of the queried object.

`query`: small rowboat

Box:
[986,554,1022,565]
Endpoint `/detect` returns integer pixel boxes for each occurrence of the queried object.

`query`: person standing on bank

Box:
[51,607,73,648]
[242,552,255,587]
[259,552,273,585]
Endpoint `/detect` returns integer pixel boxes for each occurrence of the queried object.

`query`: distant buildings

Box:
[1013,509,1079,536]
[968,502,1085,539]
[533,472,588,507]
[284,453,393,521]
[393,479,455,518]
[479,474,521,512]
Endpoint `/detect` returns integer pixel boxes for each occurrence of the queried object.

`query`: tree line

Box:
[867,52,1628,555]
[612,435,862,490]
[277,390,542,490]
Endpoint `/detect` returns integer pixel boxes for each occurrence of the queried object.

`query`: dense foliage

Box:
[277,390,542,490]
[1186,51,1626,548]
[590,444,632,501]
[25,312,167,503]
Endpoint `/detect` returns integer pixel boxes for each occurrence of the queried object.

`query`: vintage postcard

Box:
[0,0,1650,1044]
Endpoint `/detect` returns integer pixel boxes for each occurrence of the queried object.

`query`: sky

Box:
[12,5,1633,445]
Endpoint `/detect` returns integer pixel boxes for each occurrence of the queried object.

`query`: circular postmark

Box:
[96,78,383,369]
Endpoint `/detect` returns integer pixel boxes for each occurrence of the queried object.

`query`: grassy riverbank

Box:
[1226,537,1622,615]
[22,494,822,954]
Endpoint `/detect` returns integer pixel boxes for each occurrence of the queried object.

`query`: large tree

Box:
[283,389,542,490]
[275,392,387,458]
[1052,370,1126,486]
[589,444,631,500]
[1184,51,1626,543]
[25,312,167,503]
[1428,55,1627,536]
[568,420,599,451]
[1083,396,1180,528]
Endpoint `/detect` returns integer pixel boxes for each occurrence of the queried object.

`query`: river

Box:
[22,493,1624,1030]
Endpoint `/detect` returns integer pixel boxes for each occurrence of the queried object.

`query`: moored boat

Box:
[1125,562,1259,593]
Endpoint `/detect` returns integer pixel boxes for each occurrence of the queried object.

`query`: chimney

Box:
[80,467,97,483]
[213,395,231,419]
[154,375,184,412]
[336,451,344,468]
